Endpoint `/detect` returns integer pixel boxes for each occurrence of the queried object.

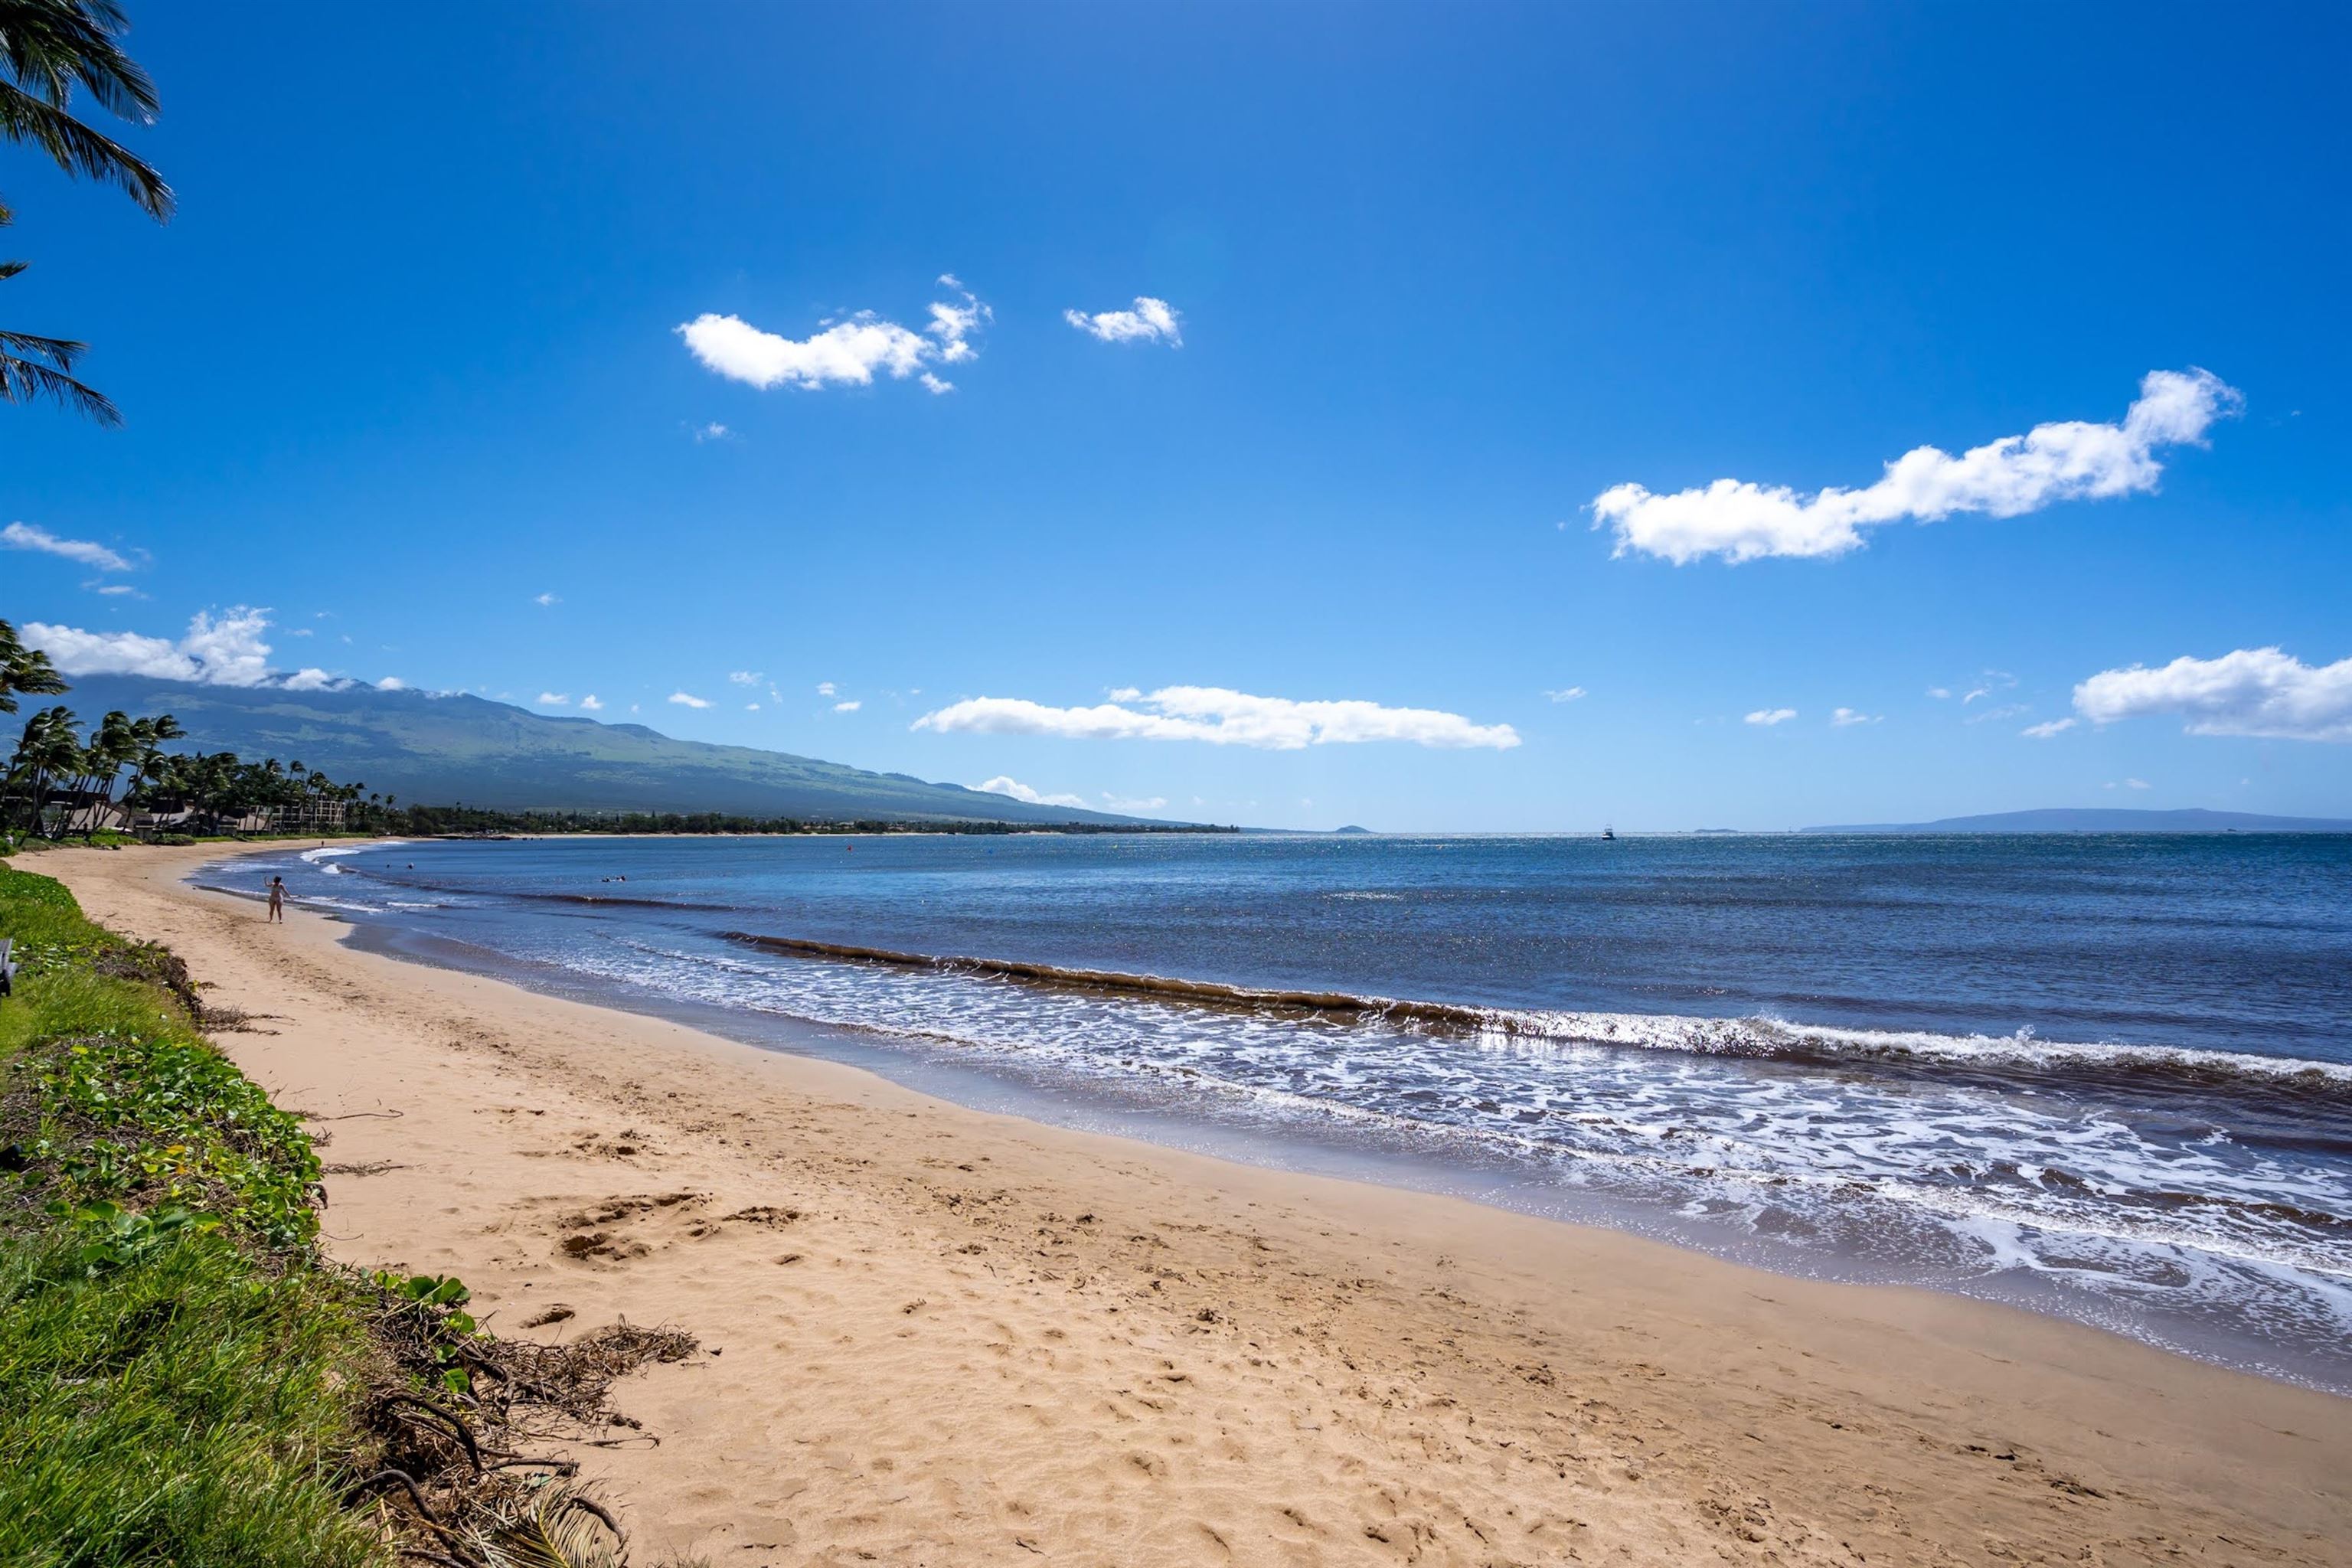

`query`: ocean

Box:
[207,831,2352,1393]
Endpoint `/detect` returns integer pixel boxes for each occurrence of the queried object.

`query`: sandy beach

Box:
[41,844,2350,1568]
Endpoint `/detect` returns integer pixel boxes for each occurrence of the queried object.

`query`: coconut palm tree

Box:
[1,0,171,424]
[70,704,137,835]
[116,709,180,821]
[0,616,67,713]
[5,702,79,836]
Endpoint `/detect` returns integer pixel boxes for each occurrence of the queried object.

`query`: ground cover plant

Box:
[0,858,697,1567]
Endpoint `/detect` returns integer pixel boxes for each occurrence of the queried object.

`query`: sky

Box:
[5,2,2349,831]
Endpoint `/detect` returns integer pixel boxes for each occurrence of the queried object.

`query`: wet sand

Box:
[43,844,2351,1567]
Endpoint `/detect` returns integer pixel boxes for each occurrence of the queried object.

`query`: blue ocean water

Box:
[211,831,2352,1392]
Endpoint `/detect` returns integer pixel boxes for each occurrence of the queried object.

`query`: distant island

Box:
[1802,808,2352,835]
[1331,824,1374,835]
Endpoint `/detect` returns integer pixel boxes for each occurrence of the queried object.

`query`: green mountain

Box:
[1802,808,2352,834]
[48,676,1168,826]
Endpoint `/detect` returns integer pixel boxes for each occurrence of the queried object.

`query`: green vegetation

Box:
[0,861,384,1566]
[0,861,692,1565]
[1,0,174,424]
[0,1229,384,1567]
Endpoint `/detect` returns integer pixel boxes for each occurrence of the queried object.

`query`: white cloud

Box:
[668,691,713,709]
[1063,296,1182,347]
[974,776,1088,809]
[1965,703,2028,724]
[534,592,559,607]
[2021,717,2076,738]
[4,520,134,572]
[1101,792,1168,813]
[1592,369,2242,564]
[580,694,603,711]
[283,668,341,692]
[2073,647,2352,742]
[692,422,731,443]
[917,372,953,395]
[746,702,760,711]
[1544,686,1588,703]
[1829,707,1880,727]
[1744,708,1798,726]
[678,280,989,393]
[376,676,407,691]
[538,692,570,706]
[2125,777,2152,789]
[1926,686,1952,700]
[916,686,1520,750]
[833,699,861,712]
[728,670,763,686]
[24,606,276,686]
[815,681,836,697]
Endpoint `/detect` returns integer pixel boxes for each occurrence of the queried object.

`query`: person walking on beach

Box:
[266,875,286,923]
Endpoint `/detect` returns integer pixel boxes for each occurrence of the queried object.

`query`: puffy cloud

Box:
[283,668,341,692]
[375,676,407,691]
[916,686,1520,750]
[815,681,837,697]
[580,694,603,711]
[2073,647,2352,742]
[2021,717,2076,738]
[1063,296,1182,347]
[668,691,713,709]
[1544,686,1588,703]
[3,520,134,572]
[833,699,862,712]
[24,607,276,686]
[1101,792,1168,813]
[678,280,989,393]
[538,692,570,706]
[1593,370,2241,564]
[975,776,1089,808]
[692,422,731,443]
[1744,707,1798,726]
[534,592,559,607]
[1829,707,1880,727]
[728,670,763,686]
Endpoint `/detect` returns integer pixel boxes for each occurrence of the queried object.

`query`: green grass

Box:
[0,1229,382,1568]
[0,860,390,1567]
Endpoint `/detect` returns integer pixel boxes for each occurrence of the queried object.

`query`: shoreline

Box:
[41,843,2351,1566]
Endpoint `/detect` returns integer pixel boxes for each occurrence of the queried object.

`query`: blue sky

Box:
[5,2,2349,830]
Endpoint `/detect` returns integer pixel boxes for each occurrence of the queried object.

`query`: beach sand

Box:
[41,844,2350,1567]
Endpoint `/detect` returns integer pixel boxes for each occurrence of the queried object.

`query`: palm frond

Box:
[0,324,84,365]
[0,0,159,120]
[0,78,170,218]
[0,343,118,423]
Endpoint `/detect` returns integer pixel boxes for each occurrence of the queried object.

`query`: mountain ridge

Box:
[40,676,1177,827]
[1800,808,2352,835]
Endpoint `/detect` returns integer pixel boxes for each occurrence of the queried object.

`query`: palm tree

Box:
[5,702,80,836]
[1,0,171,424]
[0,616,67,713]
[116,709,179,822]
[73,704,136,835]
